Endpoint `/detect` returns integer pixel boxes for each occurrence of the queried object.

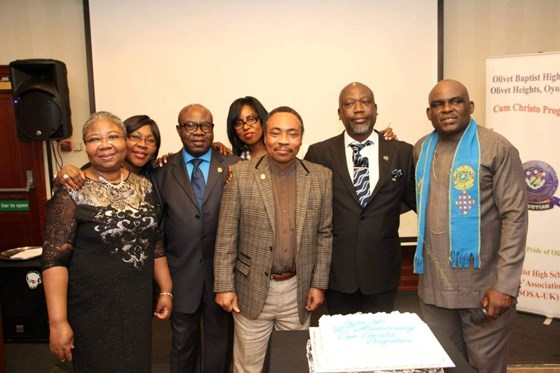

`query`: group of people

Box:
[41,79,528,373]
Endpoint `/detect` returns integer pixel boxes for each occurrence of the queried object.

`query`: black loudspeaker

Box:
[0,258,49,342]
[9,59,72,141]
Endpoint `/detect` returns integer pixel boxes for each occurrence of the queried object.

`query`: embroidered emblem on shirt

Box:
[453,165,475,191]
[453,165,476,215]
[455,191,475,215]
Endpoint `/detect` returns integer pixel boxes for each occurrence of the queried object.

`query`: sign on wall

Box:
[0,200,30,212]
[486,52,560,319]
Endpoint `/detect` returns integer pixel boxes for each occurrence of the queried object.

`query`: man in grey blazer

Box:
[305,82,416,315]
[214,106,333,373]
[151,104,239,373]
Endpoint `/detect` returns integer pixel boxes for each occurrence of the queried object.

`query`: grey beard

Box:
[350,123,372,134]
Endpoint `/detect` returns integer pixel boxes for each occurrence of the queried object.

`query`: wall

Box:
[443,0,560,125]
[1,0,560,185]
[0,0,90,183]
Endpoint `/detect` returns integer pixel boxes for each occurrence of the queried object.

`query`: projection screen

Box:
[86,0,440,237]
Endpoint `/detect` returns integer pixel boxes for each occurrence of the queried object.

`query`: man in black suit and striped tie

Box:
[305,82,417,315]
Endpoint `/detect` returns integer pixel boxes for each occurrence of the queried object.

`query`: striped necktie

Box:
[350,140,373,206]
[190,158,205,209]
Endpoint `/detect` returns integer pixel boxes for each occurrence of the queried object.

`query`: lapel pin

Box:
[260,174,266,180]
[217,167,223,173]
[383,155,389,161]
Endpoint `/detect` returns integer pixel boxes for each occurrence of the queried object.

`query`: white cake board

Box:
[308,326,454,373]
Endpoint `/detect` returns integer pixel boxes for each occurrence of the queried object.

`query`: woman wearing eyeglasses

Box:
[55,115,163,189]
[226,96,269,159]
[42,111,172,372]
[121,115,162,174]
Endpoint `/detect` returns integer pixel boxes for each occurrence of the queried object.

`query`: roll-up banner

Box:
[486,52,560,318]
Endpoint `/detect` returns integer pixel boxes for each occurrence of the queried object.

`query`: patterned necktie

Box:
[190,159,206,209]
[350,140,373,206]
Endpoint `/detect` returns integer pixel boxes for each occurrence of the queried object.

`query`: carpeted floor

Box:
[4,291,559,372]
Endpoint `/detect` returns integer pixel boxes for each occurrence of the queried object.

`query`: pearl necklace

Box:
[93,168,125,190]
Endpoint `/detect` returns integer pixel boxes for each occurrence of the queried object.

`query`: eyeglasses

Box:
[84,134,126,146]
[234,115,259,129]
[128,134,157,146]
[178,122,214,133]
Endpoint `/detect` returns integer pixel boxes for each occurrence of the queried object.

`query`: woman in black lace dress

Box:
[41,111,172,372]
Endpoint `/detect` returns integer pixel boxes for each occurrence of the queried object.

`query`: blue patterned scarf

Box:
[414,119,481,274]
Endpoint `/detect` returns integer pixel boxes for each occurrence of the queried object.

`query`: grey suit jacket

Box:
[151,149,240,313]
[213,156,333,323]
[305,131,416,294]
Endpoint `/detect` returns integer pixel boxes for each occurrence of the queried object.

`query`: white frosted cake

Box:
[308,312,454,372]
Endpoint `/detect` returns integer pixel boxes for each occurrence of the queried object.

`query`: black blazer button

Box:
[264,271,269,277]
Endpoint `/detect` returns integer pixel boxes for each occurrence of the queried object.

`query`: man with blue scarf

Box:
[414,80,528,373]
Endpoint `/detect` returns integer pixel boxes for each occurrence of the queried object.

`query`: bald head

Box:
[178,104,213,123]
[428,79,470,105]
[339,82,374,106]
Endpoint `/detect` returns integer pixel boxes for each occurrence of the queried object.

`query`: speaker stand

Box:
[46,141,55,193]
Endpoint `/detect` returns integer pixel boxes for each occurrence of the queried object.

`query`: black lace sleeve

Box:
[153,233,166,258]
[145,183,166,258]
[41,188,77,271]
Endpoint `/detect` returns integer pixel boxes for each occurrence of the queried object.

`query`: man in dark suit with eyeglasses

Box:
[151,104,240,373]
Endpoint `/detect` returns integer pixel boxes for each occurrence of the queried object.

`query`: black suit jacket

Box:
[305,131,416,294]
[151,149,240,313]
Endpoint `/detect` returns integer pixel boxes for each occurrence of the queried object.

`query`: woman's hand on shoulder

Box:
[212,142,233,156]
[225,165,234,184]
[155,152,174,168]
[379,126,398,141]
[55,165,85,191]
